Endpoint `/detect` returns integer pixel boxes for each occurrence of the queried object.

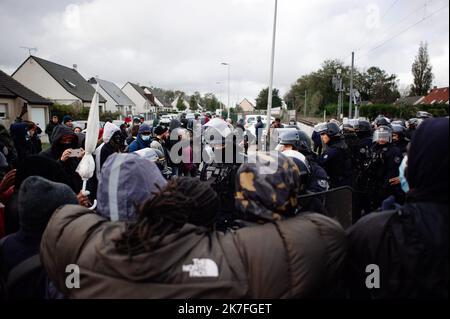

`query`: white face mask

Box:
[141,135,151,142]
[399,156,409,193]
[275,144,284,152]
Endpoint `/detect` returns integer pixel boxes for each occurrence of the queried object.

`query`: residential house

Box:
[171,94,203,113]
[0,69,52,134]
[121,82,153,116]
[394,95,425,105]
[12,55,106,108]
[419,86,449,105]
[149,89,174,113]
[141,86,165,113]
[88,77,135,116]
[238,98,255,112]
[171,95,190,112]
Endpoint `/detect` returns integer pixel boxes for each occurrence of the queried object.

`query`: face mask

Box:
[399,156,409,193]
[141,135,151,142]
[275,144,284,152]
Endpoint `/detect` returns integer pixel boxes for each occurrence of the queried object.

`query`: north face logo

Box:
[182,258,219,278]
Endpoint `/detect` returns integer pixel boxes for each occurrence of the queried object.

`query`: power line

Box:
[338,0,402,62]
[355,3,449,63]
[354,2,426,55]
[380,0,401,21]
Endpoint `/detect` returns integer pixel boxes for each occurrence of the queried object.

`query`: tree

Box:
[255,87,283,110]
[189,95,198,111]
[355,66,400,104]
[285,59,349,114]
[410,42,434,96]
[201,93,222,112]
[176,96,186,111]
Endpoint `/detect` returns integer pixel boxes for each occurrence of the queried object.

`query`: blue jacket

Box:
[127,135,150,153]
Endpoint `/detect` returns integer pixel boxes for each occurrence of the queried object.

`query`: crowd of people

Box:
[0,109,447,299]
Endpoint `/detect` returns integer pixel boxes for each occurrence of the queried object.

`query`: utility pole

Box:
[227,65,230,119]
[333,68,343,119]
[266,0,278,136]
[304,90,307,118]
[349,51,354,119]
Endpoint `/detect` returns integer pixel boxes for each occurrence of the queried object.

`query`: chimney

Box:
[73,64,78,71]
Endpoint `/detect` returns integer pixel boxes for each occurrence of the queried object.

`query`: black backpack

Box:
[0,237,44,299]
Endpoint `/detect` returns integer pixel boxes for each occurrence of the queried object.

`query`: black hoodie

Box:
[40,125,82,193]
[346,118,449,299]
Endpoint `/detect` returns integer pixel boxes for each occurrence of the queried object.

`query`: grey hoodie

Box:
[96,153,167,222]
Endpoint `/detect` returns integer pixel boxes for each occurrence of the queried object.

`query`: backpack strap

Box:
[0,236,7,247]
[6,254,42,290]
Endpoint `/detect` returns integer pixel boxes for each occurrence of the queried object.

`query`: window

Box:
[0,104,7,119]
[64,79,77,88]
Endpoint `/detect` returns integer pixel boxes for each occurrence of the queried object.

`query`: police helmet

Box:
[354,120,372,133]
[407,118,420,130]
[416,111,433,119]
[374,116,391,128]
[373,125,392,144]
[282,150,311,192]
[342,123,355,133]
[391,120,406,127]
[391,124,405,135]
[314,122,342,137]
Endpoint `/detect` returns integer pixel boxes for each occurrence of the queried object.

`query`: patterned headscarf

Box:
[235,151,301,221]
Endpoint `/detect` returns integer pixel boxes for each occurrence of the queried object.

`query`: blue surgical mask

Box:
[141,135,151,142]
[399,156,409,193]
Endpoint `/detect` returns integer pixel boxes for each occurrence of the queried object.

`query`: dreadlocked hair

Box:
[115,177,219,257]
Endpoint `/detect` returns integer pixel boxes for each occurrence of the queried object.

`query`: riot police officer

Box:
[342,123,360,172]
[361,125,403,213]
[405,118,421,141]
[373,116,392,129]
[351,120,373,174]
[277,129,329,194]
[391,124,409,157]
[200,118,244,230]
[316,122,352,189]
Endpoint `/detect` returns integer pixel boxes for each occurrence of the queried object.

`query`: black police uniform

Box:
[362,143,403,212]
[297,160,329,215]
[318,137,352,189]
[393,139,409,157]
[200,143,243,230]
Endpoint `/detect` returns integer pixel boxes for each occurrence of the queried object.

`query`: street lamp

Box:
[221,62,231,119]
[216,81,222,114]
[333,68,344,119]
[265,0,278,149]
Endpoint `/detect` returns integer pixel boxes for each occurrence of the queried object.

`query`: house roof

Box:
[394,95,424,105]
[420,87,449,104]
[90,77,134,106]
[141,86,165,107]
[240,98,255,107]
[125,82,150,100]
[144,88,172,107]
[0,69,52,105]
[15,56,106,103]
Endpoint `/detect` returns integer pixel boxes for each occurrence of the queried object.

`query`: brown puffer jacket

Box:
[40,205,347,299]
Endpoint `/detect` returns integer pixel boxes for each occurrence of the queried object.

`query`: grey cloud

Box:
[0,0,448,104]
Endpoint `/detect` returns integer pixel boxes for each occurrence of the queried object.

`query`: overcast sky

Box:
[0,0,448,105]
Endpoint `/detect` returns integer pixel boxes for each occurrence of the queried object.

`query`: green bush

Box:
[49,103,121,122]
[359,103,448,120]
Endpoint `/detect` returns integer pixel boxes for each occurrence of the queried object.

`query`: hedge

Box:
[49,103,121,122]
[359,103,449,120]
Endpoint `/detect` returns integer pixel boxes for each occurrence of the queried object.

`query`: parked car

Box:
[160,115,172,125]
